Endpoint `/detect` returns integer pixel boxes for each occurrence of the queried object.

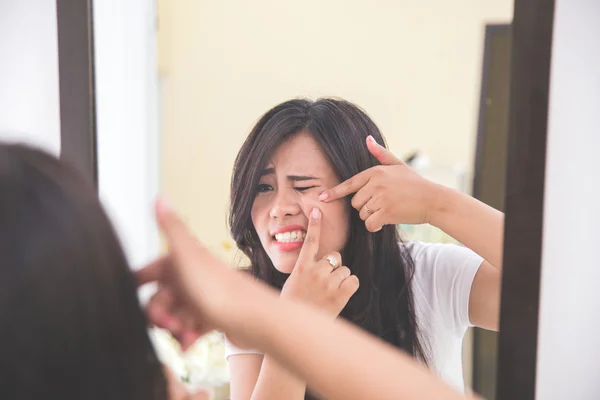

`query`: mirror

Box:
[155,1,513,399]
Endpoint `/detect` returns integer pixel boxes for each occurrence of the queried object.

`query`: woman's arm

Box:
[429,184,504,271]
[228,353,307,400]
[250,356,307,400]
[428,185,503,330]
[227,355,261,399]
[222,273,475,400]
[320,137,503,330]
[321,136,504,271]
[138,200,479,400]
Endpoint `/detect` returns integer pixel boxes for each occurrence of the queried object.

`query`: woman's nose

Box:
[269,189,301,219]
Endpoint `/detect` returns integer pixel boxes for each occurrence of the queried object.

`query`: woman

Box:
[0,143,207,400]
[226,98,502,399]
[1,142,478,400]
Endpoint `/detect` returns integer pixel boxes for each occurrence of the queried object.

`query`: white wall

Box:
[93,0,161,271]
[0,0,61,154]
[536,0,600,398]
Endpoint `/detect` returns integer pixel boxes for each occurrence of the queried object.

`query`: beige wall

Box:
[158,0,513,263]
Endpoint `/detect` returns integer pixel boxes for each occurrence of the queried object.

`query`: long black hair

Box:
[0,143,167,399]
[229,98,429,396]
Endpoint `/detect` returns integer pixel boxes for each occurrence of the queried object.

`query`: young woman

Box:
[225,98,503,399]
[0,143,207,400]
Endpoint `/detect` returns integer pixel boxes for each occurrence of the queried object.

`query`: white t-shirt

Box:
[225,241,484,392]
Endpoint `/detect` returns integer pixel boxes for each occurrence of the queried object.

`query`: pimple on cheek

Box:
[297,192,322,212]
[302,197,320,209]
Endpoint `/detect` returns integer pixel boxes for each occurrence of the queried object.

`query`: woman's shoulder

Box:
[399,240,480,265]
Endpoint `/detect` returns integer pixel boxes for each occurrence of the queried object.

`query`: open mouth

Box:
[273,230,306,243]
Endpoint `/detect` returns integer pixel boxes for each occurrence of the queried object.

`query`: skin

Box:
[137,200,481,400]
[251,132,350,274]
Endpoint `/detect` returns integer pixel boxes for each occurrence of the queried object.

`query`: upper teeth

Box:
[274,230,306,243]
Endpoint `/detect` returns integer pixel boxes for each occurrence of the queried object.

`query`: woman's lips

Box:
[273,241,304,252]
[271,225,306,252]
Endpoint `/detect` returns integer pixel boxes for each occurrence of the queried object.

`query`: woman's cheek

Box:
[299,191,349,221]
[301,194,350,252]
[299,193,322,216]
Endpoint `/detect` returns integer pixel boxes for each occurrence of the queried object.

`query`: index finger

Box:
[297,207,322,262]
[154,197,220,278]
[155,198,197,254]
[319,169,371,203]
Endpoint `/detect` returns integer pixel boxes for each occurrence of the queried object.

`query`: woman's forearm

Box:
[229,284,472,400]
[250,356,307,400]
[429,184,504,270]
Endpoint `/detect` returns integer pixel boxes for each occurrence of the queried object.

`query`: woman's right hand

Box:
[136,199,257,349]
[280,208,359,317]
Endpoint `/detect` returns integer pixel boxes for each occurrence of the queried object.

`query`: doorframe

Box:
[56,0,97,187]
[496,1,555,399]
[55,0,161,270]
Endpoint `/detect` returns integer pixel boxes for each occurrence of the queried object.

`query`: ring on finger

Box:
[325,254,340,269]
[364,204,374,215]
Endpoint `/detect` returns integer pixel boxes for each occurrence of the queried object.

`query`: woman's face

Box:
[251,132,350,274]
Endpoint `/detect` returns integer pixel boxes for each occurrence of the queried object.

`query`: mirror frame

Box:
[55,1,556,398]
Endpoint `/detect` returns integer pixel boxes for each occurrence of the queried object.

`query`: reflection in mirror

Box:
[154,2,513,399]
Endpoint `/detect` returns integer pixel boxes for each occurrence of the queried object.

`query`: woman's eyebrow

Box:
[260,167,275,177]
[287,175,320,182]
[259,168,320,181]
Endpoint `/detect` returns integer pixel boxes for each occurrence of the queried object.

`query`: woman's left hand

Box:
[319,136,440,232]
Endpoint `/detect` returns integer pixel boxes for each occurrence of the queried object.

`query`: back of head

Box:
[0,143,166,399]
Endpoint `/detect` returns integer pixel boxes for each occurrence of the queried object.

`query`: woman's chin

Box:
[272,263,295,275]
[267,248,301,275]
[270,255,298,274]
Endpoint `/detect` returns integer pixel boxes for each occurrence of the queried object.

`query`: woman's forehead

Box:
[266,134,334,174]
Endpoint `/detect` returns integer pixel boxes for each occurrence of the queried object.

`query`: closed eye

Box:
[294,186,317,192]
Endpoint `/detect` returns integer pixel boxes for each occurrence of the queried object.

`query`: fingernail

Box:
[311,208,321,220]
[367,135,377,144]
[319,192,328,202]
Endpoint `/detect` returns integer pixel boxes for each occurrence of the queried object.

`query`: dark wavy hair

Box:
[229,98,429,397]
[0,143,167,399]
